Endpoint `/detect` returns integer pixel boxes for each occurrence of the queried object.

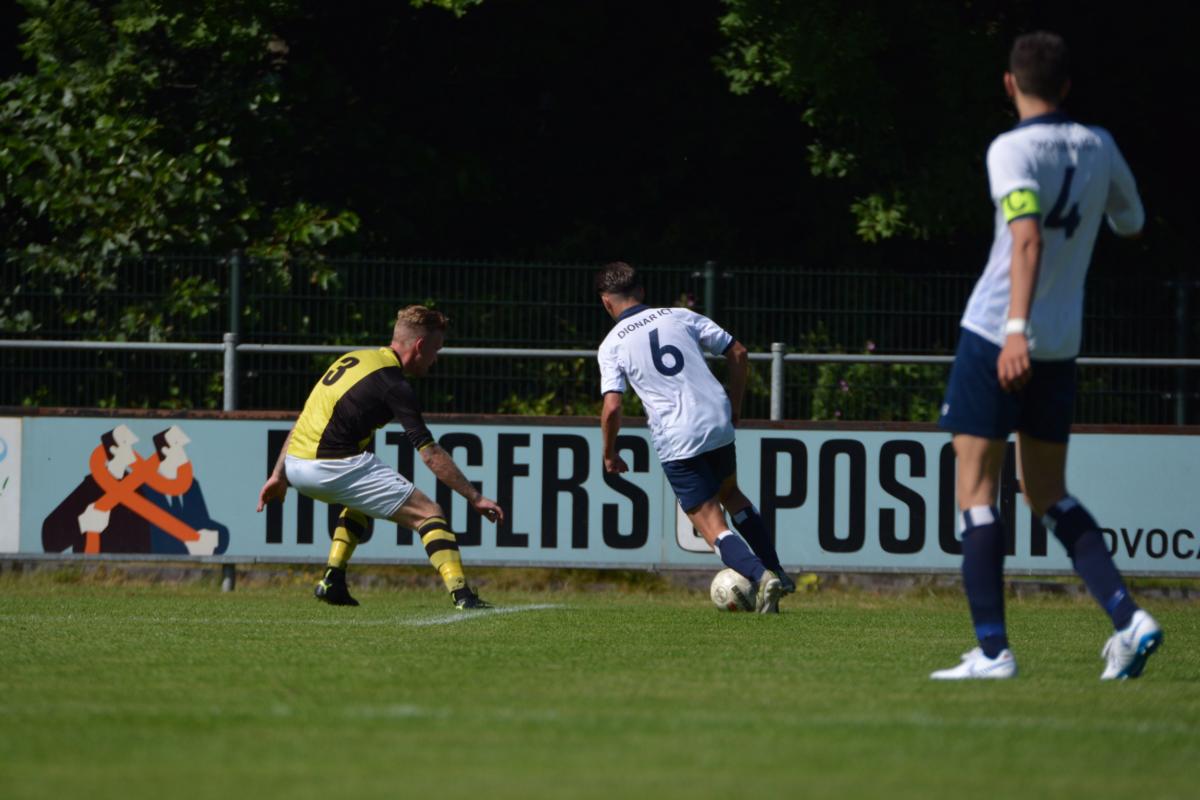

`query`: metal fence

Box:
[2,255,1197,422]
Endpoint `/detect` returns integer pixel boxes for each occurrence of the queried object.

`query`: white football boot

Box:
[930,647,1017,680]
[756,570,783,614]
[1100,609,1163,680]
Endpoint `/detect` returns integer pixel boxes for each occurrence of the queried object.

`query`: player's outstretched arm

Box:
[600,392,628,473]
[419,444,505,525]
[256,428,293,512]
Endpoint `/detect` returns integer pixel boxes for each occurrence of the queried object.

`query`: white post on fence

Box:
[770,342,785,421]
[222,332,238,413]
[221,331,239,593]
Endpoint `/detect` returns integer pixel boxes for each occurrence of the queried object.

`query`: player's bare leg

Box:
[954,434,1007,510]
[391,488,491,609]
[688,497,781,613]
[1017,432,1161,678]
[1013,434,1067,516]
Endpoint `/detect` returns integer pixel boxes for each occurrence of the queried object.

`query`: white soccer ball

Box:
[710,568,754,612]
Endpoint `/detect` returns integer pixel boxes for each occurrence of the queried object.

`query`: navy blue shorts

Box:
[937,329,1076,443]
[662,443,737,511]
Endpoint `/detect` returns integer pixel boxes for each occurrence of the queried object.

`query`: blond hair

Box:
[393,305,449,342]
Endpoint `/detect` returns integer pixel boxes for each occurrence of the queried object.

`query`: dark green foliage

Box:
[717,0,1009,242]
[0,0,363,337]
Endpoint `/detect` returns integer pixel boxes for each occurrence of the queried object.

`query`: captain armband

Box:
[1000,188,1041,223]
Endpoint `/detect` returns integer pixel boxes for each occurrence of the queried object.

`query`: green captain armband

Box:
[1001,188,1040,222]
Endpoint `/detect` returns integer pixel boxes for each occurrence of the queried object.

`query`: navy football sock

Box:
[730,505,783,572]
[715,532,766,583]
[961,506,1008,658]
[1044,497,1138,630]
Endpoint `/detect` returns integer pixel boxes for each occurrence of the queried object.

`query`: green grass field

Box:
[1,570,1197,800]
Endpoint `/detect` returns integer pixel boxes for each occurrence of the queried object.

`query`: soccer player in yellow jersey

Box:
[256,305,504,609]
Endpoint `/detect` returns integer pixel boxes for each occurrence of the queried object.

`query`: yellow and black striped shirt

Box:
[288,347,435,459]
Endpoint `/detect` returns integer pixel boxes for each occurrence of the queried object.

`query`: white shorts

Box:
[284,452,415,520]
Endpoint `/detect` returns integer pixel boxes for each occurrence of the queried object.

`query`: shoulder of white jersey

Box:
[676,306,710,323]
[675,306,730,328]
[985,130,1031,169]
[986,133,1039,204]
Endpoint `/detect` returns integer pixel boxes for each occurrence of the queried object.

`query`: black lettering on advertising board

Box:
[759,438,806,535]
[541,434,589,549]
[879,440,925,554]
[601,435,650,549]
[266,429,288,544]
[1102,527,1198,559]
[937,442,960,555]
[436,433,483,546]
[818,440,866,553]
[496,433,531,548]
[261,427,1194,569]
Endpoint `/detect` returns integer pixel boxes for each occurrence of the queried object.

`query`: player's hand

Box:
[256,475,288,512]
[604,454,629,474]
[77,502,110,534]
[997,334,1032,392]
[471,496,505,526]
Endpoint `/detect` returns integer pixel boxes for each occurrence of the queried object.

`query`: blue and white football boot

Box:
[1100,609,1163,680]
[930,647,1017,680]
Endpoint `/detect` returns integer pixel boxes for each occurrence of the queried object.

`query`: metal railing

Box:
[4,255,1197,421]
[3,336,1198,423]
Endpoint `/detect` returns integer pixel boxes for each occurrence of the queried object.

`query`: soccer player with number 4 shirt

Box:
[932,32,1161,680]
[594,261,791,613]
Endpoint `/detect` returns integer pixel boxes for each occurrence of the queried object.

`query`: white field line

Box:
[0,603,565,629]
[403,603,562,626]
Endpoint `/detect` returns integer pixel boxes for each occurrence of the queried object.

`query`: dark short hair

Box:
[1009,31,1069,102]
[594,261,642,296]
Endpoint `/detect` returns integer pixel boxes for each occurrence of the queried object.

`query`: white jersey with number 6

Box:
[961,111,1144,359]
[598,305,735,462]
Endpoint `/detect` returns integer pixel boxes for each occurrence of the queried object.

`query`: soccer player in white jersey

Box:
[594,261,791,613]
[931,32,1162,680]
